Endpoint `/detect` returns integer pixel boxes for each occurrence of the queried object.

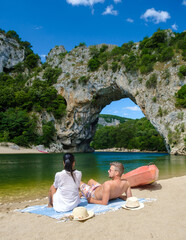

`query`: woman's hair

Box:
[63,153,76,182]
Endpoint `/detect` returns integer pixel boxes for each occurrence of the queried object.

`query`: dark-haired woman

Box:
[48,153,82,212]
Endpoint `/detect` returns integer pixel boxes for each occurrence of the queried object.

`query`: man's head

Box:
[108,162,124,178]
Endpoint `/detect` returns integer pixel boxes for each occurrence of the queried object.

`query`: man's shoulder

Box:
[109,178,130,187]
[121,178,129,183]
[103,180,114,186]
[121,178,130,185]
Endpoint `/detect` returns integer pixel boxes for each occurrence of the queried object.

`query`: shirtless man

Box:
[80,162,132,205]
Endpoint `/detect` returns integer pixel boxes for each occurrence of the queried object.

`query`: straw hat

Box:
[72,207,94,221]
[122,197,144,210]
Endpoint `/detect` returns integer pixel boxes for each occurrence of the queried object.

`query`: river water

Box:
[0,152,186,203]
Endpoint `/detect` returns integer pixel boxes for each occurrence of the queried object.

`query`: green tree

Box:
[91,117,167,152]
[25,54,40,69]
[6,30,21,42]
[0,109,37,143]
[41,121,56,147]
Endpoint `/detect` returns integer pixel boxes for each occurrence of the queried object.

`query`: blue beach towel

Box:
[19,197,149,220]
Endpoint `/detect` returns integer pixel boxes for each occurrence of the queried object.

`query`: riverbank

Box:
[95,147,167,153]
[0,142,41,154]
[0,143,168,154]
[0,175,185,240]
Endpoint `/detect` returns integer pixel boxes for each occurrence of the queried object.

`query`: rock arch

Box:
[46,44,185,155]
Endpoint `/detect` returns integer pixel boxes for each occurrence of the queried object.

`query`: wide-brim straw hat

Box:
[72,207,94,221]
[122,197,144,210]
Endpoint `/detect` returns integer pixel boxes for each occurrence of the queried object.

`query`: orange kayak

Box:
[121,164,159,187]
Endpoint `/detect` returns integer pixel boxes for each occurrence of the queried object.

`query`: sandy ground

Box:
[0,145,41,154]
[0,176,186,240]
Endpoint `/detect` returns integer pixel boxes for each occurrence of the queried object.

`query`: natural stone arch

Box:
[45,44,186,155]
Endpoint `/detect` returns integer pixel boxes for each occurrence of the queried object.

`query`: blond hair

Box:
[110,162,124,176]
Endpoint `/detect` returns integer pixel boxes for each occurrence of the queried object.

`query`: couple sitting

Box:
[48,153,132,212]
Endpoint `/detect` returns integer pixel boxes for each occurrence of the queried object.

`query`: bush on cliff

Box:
[146,73,157,89]
[43,67,62,85]
[88,58,100,71]
[175,84,186,108]
[178,65,186,79]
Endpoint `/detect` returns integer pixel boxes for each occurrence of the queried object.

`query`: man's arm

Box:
[126,184,132,198]
[87,182,110,205]
[119,181,132,200]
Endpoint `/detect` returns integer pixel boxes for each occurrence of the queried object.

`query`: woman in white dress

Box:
[48,153,82,212]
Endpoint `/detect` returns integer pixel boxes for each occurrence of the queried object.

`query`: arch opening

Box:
[89,98,167,153]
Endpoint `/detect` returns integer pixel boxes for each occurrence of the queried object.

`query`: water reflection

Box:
[157,154,186,179]
[75,153,99,181]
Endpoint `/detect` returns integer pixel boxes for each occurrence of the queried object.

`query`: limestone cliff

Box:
[0,33,25,72]
[44,41,185,155]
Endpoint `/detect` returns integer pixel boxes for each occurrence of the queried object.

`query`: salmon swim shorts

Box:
[80,183,101,199]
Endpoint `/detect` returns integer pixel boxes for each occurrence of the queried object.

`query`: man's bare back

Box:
[93,179,131,203]
[80,162,132,205]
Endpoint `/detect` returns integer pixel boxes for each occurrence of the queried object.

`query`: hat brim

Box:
[122,202,144,210]
[73,210,94,221]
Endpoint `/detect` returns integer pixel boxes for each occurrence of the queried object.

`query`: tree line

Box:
[91,118,167,152]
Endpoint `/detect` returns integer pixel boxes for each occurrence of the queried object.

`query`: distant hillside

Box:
[98,114,130,127]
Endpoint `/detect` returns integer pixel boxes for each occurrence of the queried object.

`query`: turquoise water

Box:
[0,152,186,203]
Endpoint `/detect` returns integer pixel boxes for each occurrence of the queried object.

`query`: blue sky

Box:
[100,99,145,119]
[1,0,185,119]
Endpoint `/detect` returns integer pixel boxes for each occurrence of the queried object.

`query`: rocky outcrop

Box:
[46,45,67,66]
[0,33,25,72]
[98,117,121,127]
[42,42,185,155]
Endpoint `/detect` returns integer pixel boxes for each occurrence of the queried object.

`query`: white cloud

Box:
[113,110,119,114]
[40,54,46,62]
[102,5,118,15]
[66,0,104,6]
[141,8,170,24]
[171,23,178,31]
[33,26,43,30]
[182,0,186,5]
[40,54,46,58]
[114,0,121,3]
[126,18,134,23]
[123,106,141,111]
